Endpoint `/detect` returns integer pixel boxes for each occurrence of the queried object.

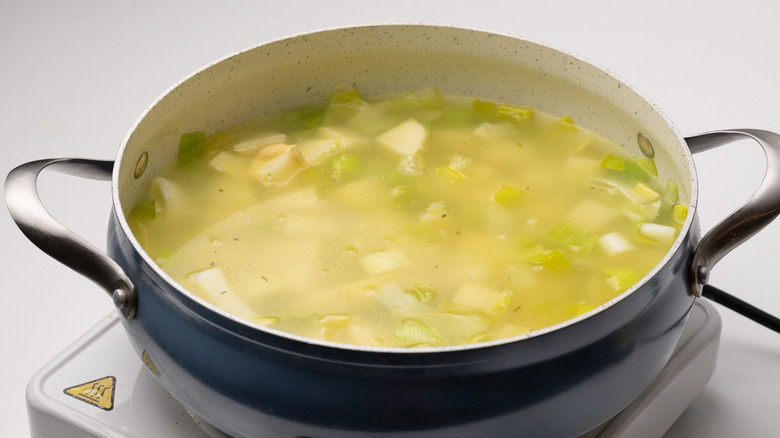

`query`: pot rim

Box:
[112,23,699,354]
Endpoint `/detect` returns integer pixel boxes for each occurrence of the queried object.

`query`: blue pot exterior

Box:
[108,208,699,438]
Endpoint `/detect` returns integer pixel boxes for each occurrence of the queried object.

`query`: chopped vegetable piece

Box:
[634,157,658,177]
[251,316,280,326]
[638,222,676,242]
[492,291,513,313]
[546,222,598,254]
[233,133,286,153]
[604,268,642,292]
[451,284,510,314]
[622,159,651,181]
[528,250,569,271]
[497,104,532,122]
[473,99,496,116]
[299,137,352,165]
[419,201,447,222]
[177,131,206,167]
[129,200,157,222]
[673,204,689,223]
[599,232,635,256]
[395,318,443,345]
[381,87,444,111]
[209,151,247,175]
[405,285,436,303]
[555,115,577,131]
[326,88,365,121]
[358,250,409,276]
[492,185,524,204]
[436,166,466,181]
[634,182,660,201]
[666,179,679,203]
[638,200,661,221]
[330,153,360,180]
[318,313,353,330]
[282,106,325,133]
[600,153,625,171]
[251,144,306,187]
[375,119,427,155]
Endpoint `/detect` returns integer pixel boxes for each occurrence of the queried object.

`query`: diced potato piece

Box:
[359,250,409,276]
[564,199,615,233]
[185,266,255,318]
[451,284,511,315]
[419,201,447,222]
[233,132,286,153]
[376,282,429,313]
[251,143,306,187]
[599,232,635,256]
[299,128,359,165]
[375,119,427,155]
[209,151,247,175]
[330,177,389,211]
[298,138,342,165]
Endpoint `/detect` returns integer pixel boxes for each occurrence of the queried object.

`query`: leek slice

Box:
[129,200,157,222]
[404,285,436,303]
[395,318,443,345]
[546,222,598,254]
[317,313,353,330]
[436,166,466,181]
[638,222,676,243]
[497,104,533,123]
[666,179,679,204]
[177,131,206,167]
[528,250,569,271]
[492,185,524,205]
[673,204,689,223]
[329,153,360,180]
[473,99,496,116]
[604,268,642,292]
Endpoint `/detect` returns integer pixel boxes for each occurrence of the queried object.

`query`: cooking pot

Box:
[6,25,780,437]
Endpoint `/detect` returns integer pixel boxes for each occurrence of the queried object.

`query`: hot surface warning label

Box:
[63,376,116,411]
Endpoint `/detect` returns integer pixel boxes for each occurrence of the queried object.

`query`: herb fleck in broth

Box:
[128,88,687,348]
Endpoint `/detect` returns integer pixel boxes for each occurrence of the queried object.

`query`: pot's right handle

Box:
[5,158,137,319]
[686,129,780,296]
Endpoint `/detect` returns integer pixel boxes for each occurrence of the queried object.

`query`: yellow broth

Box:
[128,88,687,348]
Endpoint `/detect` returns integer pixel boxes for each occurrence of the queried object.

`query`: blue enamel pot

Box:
[6,25,780,437]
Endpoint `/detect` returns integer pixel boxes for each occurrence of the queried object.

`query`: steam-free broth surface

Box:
[128,88,687,348]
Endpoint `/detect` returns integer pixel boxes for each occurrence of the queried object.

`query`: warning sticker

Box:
[63,376,116,411]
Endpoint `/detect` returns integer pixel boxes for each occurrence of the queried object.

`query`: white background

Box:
[2,1,779,436]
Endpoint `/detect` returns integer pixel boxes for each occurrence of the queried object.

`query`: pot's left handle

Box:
[5,158,137,319]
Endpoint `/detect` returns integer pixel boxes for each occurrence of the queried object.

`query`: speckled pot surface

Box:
[105,25,699,437]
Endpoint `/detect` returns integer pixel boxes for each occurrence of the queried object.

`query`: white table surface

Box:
[2,1,779,436]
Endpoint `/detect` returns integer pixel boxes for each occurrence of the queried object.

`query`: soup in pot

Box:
[128,87,687,348]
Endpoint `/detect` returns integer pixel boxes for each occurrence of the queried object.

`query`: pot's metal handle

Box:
[4,158,137,319]
[686,129,780,296]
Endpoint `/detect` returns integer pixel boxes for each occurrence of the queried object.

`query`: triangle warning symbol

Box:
[63,376,116,411]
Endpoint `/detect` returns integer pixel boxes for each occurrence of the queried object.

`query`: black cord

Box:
[702,283,780,334]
